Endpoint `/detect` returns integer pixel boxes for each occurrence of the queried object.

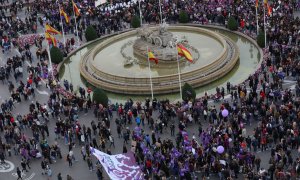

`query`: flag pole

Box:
[176,44,182,100]
[138,0,142,26]
[72,1,80,46]
[158,0,162,23]
[147,46,154,99]
[256,6,259,35]
[44,30,54,79]
[263,4,267,47]
[57,2,66,46]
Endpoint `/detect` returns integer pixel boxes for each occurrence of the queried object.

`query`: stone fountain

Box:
[79,24,240,95]
[132,20,183,63]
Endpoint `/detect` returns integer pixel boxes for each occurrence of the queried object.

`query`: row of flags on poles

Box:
[45,24,61,47]
[146,43,193,99]
[59,1,82,24]
[256,0,272,16]
[43,0,85,47]
[147,44,193,64]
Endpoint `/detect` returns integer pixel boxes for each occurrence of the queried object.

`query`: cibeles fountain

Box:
[131,20,198,64]
[80,22,240,95]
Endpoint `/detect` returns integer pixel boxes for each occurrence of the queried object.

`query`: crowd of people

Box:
[0,0,299,180]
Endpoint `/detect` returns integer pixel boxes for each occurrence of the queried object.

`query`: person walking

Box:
[96,166,103,180]
[41,159,47,175]
[67,153,72,167]
[81,146,86,160]
[67,174,74,180]
[25,158,31,170]
[170,124,175,136]
[46,165,52,179]
[57,173,62,180]
[16,167,22,180]
[87,155,94,171]
[68,147,77,162]
[123,144,127,153]
[109,135,115,148]
[21,159,28,172]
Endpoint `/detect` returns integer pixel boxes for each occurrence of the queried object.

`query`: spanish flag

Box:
[72,1,81,16]
[263,0,268,8]
[45,24,61,35]
[60,9,70,24]
[267,3,272,16]
[177,44,193,63]
[177,45,184,57]
[88,8,93,15]
[148,49,158,64]
[45,32,57,47]
[255,0,258,8]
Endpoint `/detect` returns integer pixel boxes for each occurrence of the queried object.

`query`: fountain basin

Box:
[80,26,239,95]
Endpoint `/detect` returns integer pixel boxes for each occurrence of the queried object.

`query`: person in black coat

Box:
[16,167,22,180]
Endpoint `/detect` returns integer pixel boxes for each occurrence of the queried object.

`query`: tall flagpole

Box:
[147,46,154,99]
[176,45,182,99]
[138,0,142,26]
[72,1,80,46]
[263,5,267,47]
[44,30,54,79]
[256,6,259,35]
[158,0,162,23]
[57,2,66,46]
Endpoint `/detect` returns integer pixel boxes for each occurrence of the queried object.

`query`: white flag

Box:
[90,147,144,180]
[95,0,106,7]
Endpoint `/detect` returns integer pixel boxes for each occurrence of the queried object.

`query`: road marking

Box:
[14,49,21,56]
[0,160,15,172]
[36,89,49,95]
[12,172,35,180]
[25,60,31,67]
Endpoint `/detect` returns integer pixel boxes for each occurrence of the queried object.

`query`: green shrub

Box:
[85,25,98,42]
[92,88,108,107]
[131,15,141,28]
[227,16,238,31]
[50,46,64,64]
[179,11,189,23]
[257,31,265,48]
[182,83,196,101]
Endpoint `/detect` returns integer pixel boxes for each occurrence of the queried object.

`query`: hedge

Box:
[50,46,64,64]
[182,83,196,101]
[131,15,141,28]
[227,16,238,31]
[257,31,265,48]
[92,88,109,107]
[85,25,98,42]
[179,11,189,23]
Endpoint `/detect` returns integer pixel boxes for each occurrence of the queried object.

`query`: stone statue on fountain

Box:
[131,19,191,64]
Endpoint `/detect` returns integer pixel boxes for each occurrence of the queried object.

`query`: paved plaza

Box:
[0,1,299,180]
